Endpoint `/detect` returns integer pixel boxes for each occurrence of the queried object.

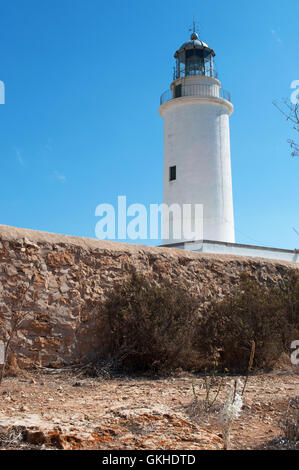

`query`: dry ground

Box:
[0,362,298,450]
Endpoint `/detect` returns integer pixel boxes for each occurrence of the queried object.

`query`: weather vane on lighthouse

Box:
[189,17,199,37]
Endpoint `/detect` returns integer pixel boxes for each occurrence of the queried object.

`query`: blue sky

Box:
[0,0,298,249]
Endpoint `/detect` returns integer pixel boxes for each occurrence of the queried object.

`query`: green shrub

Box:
[99,273,199,373]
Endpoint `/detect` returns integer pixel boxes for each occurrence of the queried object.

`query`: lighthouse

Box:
[159,27,235,245]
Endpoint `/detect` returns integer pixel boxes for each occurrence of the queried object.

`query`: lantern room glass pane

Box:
[185,49,204,76]
[175,49,215,78]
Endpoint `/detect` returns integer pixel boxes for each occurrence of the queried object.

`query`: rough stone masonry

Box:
[0,225,298,369]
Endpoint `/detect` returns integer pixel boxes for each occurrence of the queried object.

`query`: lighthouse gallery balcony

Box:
[160,82,231,106]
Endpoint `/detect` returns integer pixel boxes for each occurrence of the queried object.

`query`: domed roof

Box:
[174,32,215,58]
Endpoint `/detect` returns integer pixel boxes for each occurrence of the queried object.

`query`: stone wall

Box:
[0,225,298,368]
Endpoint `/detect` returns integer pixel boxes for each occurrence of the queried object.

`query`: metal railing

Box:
[160,84,231,106]
[173,66,218,81]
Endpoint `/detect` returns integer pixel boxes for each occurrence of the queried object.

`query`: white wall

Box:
[159,84,235,245]
[194,241,299,263]
[162,240,299,264]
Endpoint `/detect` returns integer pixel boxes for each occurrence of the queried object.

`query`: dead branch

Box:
[0,274,35,385]
[273,99,299,157]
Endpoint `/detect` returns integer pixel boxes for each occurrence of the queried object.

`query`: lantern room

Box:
[174,32,216,80]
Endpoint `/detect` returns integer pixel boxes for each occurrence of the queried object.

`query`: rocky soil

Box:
[0,363,298,450]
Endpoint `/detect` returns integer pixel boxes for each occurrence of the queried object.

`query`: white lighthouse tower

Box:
[159,26,235,245]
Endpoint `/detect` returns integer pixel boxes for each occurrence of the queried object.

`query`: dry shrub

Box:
[99,273,199,373]
[264,396,299,450]
[197,272,299,372]
[280,396,299,449]
[97,270,299,375]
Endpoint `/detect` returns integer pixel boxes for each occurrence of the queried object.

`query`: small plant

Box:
[0,427,24,449]
[279,396,299,449]
[190,341,254,449]
[241,340,255,396]
[192,360,226,413]
[219,378,244,450]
